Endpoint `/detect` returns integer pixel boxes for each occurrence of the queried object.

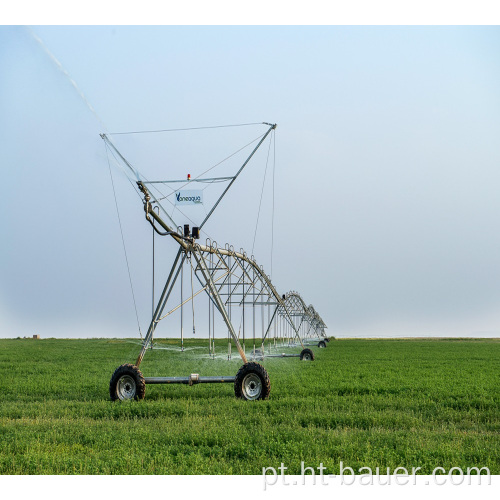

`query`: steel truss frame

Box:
[134,184,309,368]
[276,292,328,348]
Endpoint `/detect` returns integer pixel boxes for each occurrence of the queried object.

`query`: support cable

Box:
[153,132,266,202]
[108,122,265,135]
[251,134,273,255]
[104,144,143,340]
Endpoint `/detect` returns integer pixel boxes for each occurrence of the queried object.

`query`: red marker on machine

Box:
[187,174,191,180]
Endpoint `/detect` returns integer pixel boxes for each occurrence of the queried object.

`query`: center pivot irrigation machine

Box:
[101,122,328,401]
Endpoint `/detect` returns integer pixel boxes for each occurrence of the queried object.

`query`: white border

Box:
[0,475,498,500]
[3,1,500,25]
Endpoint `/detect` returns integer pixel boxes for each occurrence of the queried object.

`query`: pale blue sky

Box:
[1,26,499,338]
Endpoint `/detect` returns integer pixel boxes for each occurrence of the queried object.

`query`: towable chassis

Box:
[104,124,325,401]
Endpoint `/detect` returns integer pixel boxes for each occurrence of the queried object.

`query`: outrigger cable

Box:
[107,122,265,135]
[151,132,266,201]
[251,133,273,255]
[104,143,143,340]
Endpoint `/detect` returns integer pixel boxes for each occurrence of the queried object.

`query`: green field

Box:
[0,337,498,474]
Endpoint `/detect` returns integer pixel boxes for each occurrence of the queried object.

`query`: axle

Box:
[144,375,235,385]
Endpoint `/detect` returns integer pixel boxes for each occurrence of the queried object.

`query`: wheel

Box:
[234,362,271,400]
[300,348,315,361]
[318,341,327,348]
[325,338,330,343]
[109,363,146,401]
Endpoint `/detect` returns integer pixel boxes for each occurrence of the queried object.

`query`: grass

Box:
[0,337,498,474]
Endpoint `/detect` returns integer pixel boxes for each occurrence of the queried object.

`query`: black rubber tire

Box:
[318,341,327,348]
[234,362,271,400]
[325,338,330,343]
[300,348,315,361]
[109,363,146,401]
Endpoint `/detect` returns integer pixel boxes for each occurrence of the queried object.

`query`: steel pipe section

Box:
[144,375,236,385]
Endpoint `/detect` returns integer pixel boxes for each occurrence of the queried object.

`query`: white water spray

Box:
[27,27,141,181]
[26,27,108,133]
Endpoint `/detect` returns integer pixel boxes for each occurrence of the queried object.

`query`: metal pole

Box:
[199,124,276,230]
[228,250,231,357]
[252,264,255,354]
[243,264,245,349]
[261,305,279,343]
[181,256,184,351]
[136,248,184,367]
[208,256,211,356]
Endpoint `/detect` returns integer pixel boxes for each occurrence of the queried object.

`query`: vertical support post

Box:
[261,305,279,344]
[181,257,184,351]
[252,265,255,354]
[228,250,231,358]
[243,262,245,354]
[208,257,211,356]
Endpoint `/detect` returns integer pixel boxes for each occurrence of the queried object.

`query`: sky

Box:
[1,25,499,339]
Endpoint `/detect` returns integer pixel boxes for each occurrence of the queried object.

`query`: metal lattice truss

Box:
[277,292,327,345]
[101,123,327,367]
[133,181,329,366]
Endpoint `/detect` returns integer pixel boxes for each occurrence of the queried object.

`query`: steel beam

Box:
[144,376,235,384]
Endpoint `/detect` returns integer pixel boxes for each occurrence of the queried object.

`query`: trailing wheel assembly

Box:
[234,362,271,400]
[109,361,271,402]
[110,363,146,401]
[318,340,327,348]
[300,348,315,361]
